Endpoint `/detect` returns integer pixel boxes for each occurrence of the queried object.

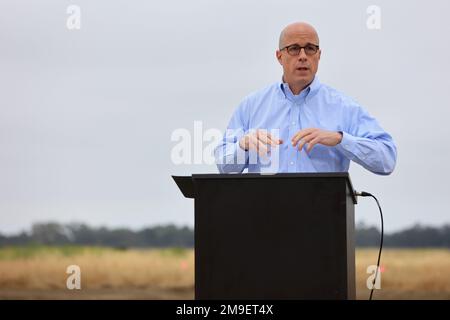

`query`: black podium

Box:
[173,173,357,300]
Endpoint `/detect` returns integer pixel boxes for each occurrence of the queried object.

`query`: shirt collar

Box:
[279,76,321,102]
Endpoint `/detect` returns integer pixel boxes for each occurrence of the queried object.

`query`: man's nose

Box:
[298,48,308,61]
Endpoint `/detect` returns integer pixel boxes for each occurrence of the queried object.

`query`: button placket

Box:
[288,101,300,172]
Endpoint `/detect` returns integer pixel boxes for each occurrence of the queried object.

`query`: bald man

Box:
[214,22,397,174]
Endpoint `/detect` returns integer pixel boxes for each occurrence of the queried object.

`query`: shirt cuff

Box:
[335,131,358,160]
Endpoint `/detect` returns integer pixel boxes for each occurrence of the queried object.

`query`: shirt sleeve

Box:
[214,99,250,173]
[335,105,397,175]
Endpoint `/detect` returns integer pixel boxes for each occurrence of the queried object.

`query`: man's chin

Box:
[293,76,313,85]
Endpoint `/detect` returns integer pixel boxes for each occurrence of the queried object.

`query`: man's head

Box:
[276,22,321,95]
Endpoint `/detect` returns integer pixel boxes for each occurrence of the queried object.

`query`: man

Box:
[214,22,397,174]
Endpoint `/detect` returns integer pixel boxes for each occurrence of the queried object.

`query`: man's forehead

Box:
[284,30,318,43]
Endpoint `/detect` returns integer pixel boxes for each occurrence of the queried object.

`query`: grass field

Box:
[0,245,448,300]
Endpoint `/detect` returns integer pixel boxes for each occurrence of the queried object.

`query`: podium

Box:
[173,173,357,300]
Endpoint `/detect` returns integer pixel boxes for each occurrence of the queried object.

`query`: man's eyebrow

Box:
[286,42,319,47]
[284,42,318,47]
[282,43,300,48]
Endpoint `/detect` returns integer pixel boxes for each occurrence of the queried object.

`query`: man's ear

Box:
[276,50,283,65]
[318,49,321,60]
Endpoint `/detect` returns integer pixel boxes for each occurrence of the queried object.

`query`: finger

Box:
[250,135,268,156]
[248,135,259,152]
[249,137,265,158]
[297,137,308,151]
[264,132,283,145]
[291,129,312,146]
[291,131,304,147]
[256,130,283,148]
[306,137,321,153]
[261,131,283,146]
[256,140,269,157]
[298,133,315,151]
[291,128,316,146]
[257,130,276,146]
[239,135,250,151]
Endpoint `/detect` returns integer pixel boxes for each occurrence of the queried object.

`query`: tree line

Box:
[0,222,448,248]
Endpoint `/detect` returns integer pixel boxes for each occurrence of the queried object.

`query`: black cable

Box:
[354,191,384,300]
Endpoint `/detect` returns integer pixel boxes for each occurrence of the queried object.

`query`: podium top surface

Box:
[172,172,356,203]
[191,172,351,179]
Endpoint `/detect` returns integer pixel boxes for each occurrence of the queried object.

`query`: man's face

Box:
[276,28,321,90]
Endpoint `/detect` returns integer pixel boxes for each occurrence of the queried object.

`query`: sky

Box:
[0,0,449,234]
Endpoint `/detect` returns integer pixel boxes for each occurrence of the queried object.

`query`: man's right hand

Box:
[239,130,283,157]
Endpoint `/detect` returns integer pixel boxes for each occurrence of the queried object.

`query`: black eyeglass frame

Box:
[280,43,320,56]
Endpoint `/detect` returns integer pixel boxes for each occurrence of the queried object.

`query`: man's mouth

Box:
[296,67,309,71]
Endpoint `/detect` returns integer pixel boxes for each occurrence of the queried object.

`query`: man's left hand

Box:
[291,128,343,152]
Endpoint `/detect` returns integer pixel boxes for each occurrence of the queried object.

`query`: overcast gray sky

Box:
[1,0,449,234]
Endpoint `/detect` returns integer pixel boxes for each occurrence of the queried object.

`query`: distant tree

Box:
[0,221,447,248]
[30,222,71,245]
[386,224,450,247]
[355,222,381,247]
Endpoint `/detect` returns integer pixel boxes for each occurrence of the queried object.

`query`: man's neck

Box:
[282,77,313,95]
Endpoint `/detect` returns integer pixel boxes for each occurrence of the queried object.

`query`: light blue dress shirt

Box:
[214,77,397,175]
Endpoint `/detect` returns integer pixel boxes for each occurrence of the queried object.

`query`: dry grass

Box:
[0,246,194,296]
[356,248,450,299]
[0,246,449,299]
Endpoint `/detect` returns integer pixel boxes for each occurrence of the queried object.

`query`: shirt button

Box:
[290,161,294,165]
[292,121,296,125]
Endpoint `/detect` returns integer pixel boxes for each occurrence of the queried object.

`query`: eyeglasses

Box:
[280,43,320,56]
